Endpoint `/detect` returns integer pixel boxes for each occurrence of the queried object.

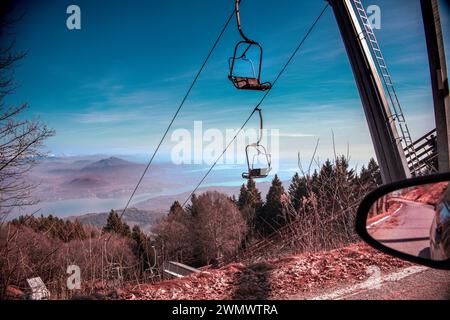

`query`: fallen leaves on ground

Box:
[121,242,411,300]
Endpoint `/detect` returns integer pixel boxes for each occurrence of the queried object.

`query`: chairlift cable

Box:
[105,5,238,244]
[182,3,329,208]
[235,0,254,43]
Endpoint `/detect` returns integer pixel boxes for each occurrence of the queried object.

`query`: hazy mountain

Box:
[68,208,166,233]
[29,156,153,201]
[63,177,106,189]
[23,155,285,218]
[81,157,137,171]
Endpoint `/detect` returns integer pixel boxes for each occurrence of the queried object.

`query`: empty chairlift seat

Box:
[228,0,272,91]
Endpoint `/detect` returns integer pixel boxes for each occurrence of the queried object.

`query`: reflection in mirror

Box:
[367,181,450,261]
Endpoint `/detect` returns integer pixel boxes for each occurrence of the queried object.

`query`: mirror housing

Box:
[356,172,450,270]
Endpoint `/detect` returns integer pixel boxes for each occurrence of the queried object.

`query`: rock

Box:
[6,286,24,300]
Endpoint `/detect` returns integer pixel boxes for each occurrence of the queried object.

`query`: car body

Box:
[430,185,450,261]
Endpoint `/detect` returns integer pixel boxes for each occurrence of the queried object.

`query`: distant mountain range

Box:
[22,155,282,224]
[28,155,176,202]
[68,208,166,233]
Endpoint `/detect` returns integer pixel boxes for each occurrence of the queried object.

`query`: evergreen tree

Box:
[167,200,189,227]
[259,175,286,234]
[132,225,154,271]
[334,156,358,209]
[186,193,199,217]
[246,178,262,208]
[316,159,334,188]
[237,184,248,210]
[169,201,184,218]
[10,214,86,242]
[310,169,319,194]
[359,158,382,191]
[103,209,131,237]
[237,178,263,243]
[237,178,262,210]
[367,158,382,186]
[288,172,308,212]
[318,160,339,209]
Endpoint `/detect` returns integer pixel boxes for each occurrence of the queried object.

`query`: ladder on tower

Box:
[352,0,422,175]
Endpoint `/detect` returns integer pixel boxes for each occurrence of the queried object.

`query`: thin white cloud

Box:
[271,132,315,138]
[75,111,141,124]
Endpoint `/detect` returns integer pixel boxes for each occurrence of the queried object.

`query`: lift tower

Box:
[421,0,450,173]
[327,0,411,184]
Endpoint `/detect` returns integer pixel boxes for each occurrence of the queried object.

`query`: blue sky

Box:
[4,0,450,170]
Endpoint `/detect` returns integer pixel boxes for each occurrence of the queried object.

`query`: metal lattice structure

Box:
[404,128,438,173]
[352,0,422,175]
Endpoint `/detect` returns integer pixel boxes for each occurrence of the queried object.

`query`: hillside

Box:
[63,177,107,188]
[135,182,273,211]
[120,243,411,300]
[68,208,166,233]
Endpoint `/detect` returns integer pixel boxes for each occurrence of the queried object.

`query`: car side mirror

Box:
[356,172,450,270]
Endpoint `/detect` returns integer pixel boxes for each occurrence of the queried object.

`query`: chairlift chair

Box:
[242,108,272,179]
[242,143,272,179]
[228,0,272,91]
[229,41,272,91]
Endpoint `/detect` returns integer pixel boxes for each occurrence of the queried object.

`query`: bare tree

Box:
[0,4,54,223]
[195,192,246,265]
[0,3,55,299]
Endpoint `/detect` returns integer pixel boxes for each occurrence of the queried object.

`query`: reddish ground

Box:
[367,182,448,225]
[121,242,411,300]
[402,182,448,205]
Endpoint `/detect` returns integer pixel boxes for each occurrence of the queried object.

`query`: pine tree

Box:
[132,225,154,271]
[288,172,308,212]
[103,209,131,237]
[237,179,263,210]
[169,201,184,218]
[359,158,382,191]
[310,169,319,194]
[367,158,382,186]
[259,175,286,234]
[334,156,358,210]
[237,184,248,210]
[11,214,86,242]
[246,178,262,208]
[237,178,263,243]
[186,194,199,217]
[316,159,334,187]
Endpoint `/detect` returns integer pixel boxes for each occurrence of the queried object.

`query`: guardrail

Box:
[404,128,438,174]
[162,261,200,279]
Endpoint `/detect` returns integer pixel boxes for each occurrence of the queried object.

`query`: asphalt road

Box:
[305,200,450,300]
[301,266,450,300]
[368,199,435,259]
[341,267,450,300]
